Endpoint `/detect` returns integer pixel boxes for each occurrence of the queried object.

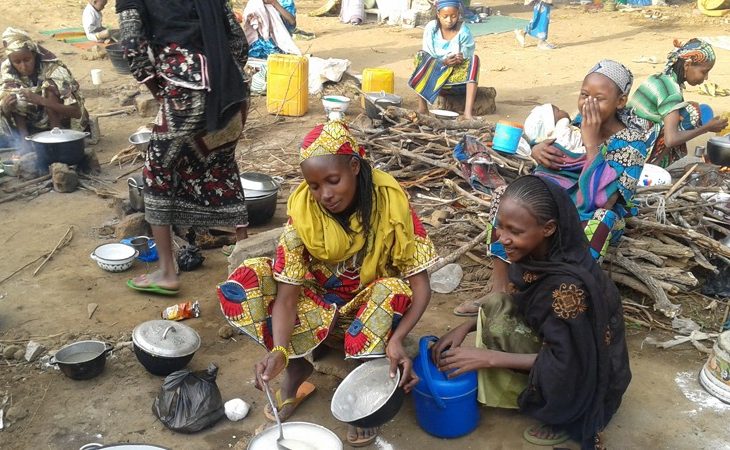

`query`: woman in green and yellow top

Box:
[628,38,727,167]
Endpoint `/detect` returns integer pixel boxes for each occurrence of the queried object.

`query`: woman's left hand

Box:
[580,96,602,154]
[437,347,491,378]
[386,339,418,392]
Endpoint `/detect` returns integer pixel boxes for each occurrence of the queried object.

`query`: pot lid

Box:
[240,172,279,192]
[709,136,730,145]
[244,188,278,199]
[27,127,89,143]
[132,320,200,357]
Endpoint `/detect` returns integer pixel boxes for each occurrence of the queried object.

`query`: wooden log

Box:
[606,253,680,318]
[1,174,51,193]
[383,106,495,131]
[428,227,490,274]
[628,217,730,259]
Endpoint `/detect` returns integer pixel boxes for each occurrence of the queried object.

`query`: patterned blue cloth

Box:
[526,2,550,40]
[247,0,297,59]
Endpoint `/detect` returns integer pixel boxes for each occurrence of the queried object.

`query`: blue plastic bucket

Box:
[700,103,714,125]
[412,336,479,439]
[492,121,524,154]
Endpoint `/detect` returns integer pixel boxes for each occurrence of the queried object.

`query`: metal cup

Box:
[129,236,151,258]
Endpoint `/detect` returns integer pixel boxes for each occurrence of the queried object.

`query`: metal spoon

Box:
[262,381,316,450]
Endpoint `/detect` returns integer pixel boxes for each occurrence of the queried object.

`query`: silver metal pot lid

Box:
[365,92,403,103]
[26,127,89,143]
[244,188,278,200]
[240,172,279,192]
[132,320,200,358]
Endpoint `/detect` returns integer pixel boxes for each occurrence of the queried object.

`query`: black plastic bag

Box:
[702,259,730,298]
[152,363,224,433]
[177,245,205,271]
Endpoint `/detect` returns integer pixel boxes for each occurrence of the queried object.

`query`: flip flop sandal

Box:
[347,426,379,447]
[126,278,179,296]
[523,423,570,446]
[221,245,234,257]
[453,300,482,317]
[263,381,316,422]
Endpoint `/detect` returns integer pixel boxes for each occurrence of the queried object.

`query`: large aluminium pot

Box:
[132,320,201,376]
[50,340,113,380]
[26,127,89,168]
[707,136,730,166]
[240,172,280,226]
[331,358,405,428]
[364,92,403,120]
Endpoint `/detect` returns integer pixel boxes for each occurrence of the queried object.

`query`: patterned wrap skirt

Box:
[408,50,480,105]
[218,257,414,359]
[143,87,248,227]
[647,101,702,168]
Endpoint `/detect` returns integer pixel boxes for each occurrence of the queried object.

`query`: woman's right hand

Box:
[705,116,729,134]
[431,321,472,367]
[530,138,564,169]
[253,349,287,390]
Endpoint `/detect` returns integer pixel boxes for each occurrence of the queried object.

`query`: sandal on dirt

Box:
[453,300,482,317]
[263,381,316,422]
[126,278,179,296]
[523,423,570,446]
[221,245,234,257]
[347,426,378,447]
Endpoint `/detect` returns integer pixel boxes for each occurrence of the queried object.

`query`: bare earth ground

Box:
[2,0,730,449]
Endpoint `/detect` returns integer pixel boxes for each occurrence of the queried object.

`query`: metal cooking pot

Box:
[247,422,343,450]
[128,174,145,212]
[240,172,280,226]
[26,127,89,168]
[707,136,730,166]
[331,358,404,428]
[132,320,200,376]
[364,92,403,120]
[51,340,113,380]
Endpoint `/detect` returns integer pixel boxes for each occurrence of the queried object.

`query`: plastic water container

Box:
[361,68,395,107]
[412,335,479,438]
[266,54,309,117]
[492,121,524,154]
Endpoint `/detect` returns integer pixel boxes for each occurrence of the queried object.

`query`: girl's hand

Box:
[431,322,471,367]
[705,116,729,134]
[437,347,492,378]
[253,350,287,390]
[580,96,602,153]
[20,89,45,107]
[443,54,462,67]
[530,138,564,169]
[386,339,418,392]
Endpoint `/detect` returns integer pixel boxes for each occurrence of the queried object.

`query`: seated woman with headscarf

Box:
[219,120,437,447]
[408,0,480,119]
[628,38,727,168]
[0,28,88,150]
[455,60,656,316]
[243,0,301,59]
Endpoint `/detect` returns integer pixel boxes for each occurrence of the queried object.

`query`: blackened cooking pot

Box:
[707,136,730,166]
[50,340,113,380]
[240,172,280,225]
[26,127,88,168]
[364,93,403,120]
[132,320,200,376]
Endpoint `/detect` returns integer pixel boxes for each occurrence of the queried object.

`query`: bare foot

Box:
[131,270,179,291]
[514,29,526,47]
[347,424,378,446]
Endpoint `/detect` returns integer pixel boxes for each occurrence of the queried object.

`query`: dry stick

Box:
[114,163,144,181]
[0,255,45,285]
[606,253,680,318]
[665,164,698,199]
[444,178,493,208]
[1,174,51,193]
[384,106,494,131]
[671,212,717,273]
[428,227,490,274]
[33,226,73,277]
[628,217,730,259]
[0,181,52,204]
[95,107,135,118]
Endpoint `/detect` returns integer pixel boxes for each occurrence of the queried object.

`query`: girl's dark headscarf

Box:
[503,176,631,449]
[116,0,246,132]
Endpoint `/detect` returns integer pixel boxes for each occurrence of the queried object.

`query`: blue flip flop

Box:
[126,279,179,296]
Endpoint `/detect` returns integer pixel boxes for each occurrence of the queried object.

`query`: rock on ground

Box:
[24,341,45,362]
[227,227,285,274]
[114,212,150,238]
[50,163,78,193]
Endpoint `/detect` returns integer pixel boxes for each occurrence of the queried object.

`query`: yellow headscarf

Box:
[288,121,417,285]
[2,27,38,54]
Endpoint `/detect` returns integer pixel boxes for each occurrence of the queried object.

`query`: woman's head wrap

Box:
[300,120,366,162]
[2,27,38,54]
[436,0,462,11]
[586,59,634,96]
[663,38,715,75]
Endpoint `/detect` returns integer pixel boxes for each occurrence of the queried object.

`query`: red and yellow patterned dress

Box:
[218,210,438,359]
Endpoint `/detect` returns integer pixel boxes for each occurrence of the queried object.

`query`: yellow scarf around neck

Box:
[287,169,416,285]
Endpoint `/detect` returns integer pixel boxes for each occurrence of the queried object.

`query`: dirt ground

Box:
[2,0,730,449]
